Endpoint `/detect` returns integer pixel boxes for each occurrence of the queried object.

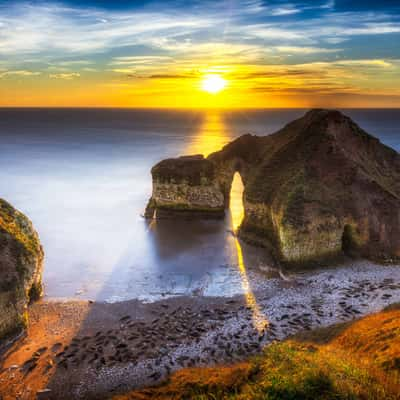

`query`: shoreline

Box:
[1,260,400,399]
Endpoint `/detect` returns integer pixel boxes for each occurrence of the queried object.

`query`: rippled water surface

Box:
[0,108,399,302]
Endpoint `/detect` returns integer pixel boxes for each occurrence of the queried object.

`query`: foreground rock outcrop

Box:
[0,198,43,342]
[146,109,400,266]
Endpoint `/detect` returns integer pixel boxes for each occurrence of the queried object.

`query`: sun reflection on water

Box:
[230,173,269,332]
[186,112,230,157]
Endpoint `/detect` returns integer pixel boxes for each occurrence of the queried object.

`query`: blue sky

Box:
[0,0,399,107]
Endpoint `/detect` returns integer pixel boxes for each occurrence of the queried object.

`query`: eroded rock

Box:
[146,109,400,266]
[0,198,44,342]
[146,155,225,218]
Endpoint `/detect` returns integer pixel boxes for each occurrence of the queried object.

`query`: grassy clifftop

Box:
[0,198,42,260]
[0,198,44,340]
[112,304,400,400]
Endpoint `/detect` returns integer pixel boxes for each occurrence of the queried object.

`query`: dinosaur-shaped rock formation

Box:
[146,109,400,266]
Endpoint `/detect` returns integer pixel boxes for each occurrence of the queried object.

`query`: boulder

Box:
[0,198,44,342]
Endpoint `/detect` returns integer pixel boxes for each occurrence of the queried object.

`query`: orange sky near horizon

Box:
[1,1,400,108]
[2,72,400,108]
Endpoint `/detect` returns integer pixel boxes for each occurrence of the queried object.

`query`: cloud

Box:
[269,6,301,16]
[0,0,399,105]
[239,25,304,41]
[222,58,398,98]
[274,46,342,54]
[0,70,41,78]
[126,72,198,80]
[111,56,173,65]
[0,2,216,56]
[2,1,398,62]
[111,68,139,74]
[56,60,94,66]
[250,85,357,95]
[82,67,97,72]
[333,59,394,68]
[49,72,80,79]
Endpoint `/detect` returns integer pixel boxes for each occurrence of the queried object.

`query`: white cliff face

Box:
[152,180,225,210]
[0,199,44,341]
[145,155,226,218]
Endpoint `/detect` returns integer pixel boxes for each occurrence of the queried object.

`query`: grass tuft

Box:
[112,305,400,400]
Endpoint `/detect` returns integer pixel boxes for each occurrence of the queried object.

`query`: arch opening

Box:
[229,172,245,232]
[229,172,268,332]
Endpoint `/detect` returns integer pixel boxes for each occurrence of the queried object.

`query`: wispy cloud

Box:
[1,1,399,61]
[0,70,41,78]
[0,0,399,106]
[49,72,80,79]
[274,46,342,54]
[111,56,173,65]
[269,6,301,16]
[0,3,215,56]
[333,59,394,68]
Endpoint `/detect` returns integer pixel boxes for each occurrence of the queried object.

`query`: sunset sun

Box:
[1,0,400,398]
[201,74,227,94]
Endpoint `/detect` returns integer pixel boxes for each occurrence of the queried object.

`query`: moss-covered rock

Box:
[0,198,44,342]
[147,110,400,266]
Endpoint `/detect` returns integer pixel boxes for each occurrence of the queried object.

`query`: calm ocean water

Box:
[0,108,399,302]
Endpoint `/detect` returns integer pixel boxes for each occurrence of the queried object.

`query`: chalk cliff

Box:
[0,199,43,342]
[146,110,400,266]
[145,155,225,218]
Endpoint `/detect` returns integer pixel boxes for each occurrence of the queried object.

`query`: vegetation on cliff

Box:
[0,198,43,341]
[147,155,225,217]
[151,155,216,186]
[147,109,400,266]
[111,304,400,400]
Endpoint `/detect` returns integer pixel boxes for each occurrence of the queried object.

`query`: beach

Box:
[1,109,400,399]
[1,260,399,399]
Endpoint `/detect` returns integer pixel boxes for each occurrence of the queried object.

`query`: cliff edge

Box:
[0,198,44,342]
[146,109,400,266]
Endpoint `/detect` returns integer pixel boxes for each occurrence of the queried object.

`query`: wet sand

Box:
[1,260,399,400]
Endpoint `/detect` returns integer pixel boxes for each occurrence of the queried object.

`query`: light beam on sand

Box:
[230,173,269,332]
[0,302,91,397]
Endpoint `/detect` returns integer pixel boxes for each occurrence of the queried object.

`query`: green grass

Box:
[0,198,42,259]
[112,306,400,400]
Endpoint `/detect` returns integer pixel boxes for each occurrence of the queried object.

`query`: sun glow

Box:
[201,74,227,94]
[186,112,230,157]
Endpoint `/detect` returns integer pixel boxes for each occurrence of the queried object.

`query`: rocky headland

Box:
[0,198,43,344]
[146,109,400,267]
[1,109,400,399]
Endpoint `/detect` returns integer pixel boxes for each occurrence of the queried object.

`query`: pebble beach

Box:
[1,260,400,399]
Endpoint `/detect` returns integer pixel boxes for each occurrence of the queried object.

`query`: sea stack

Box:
[146,109,400,266]
[0,198,44,342]
[145,155,225,218]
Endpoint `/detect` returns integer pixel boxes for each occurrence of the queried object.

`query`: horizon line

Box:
[1,106,400,110]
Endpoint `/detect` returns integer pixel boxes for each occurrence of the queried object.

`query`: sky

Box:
[0,0,400,108]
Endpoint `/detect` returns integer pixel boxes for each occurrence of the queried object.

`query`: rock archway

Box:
[145,110,400,267]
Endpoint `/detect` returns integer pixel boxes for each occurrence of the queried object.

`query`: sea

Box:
[0,108,399,302]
